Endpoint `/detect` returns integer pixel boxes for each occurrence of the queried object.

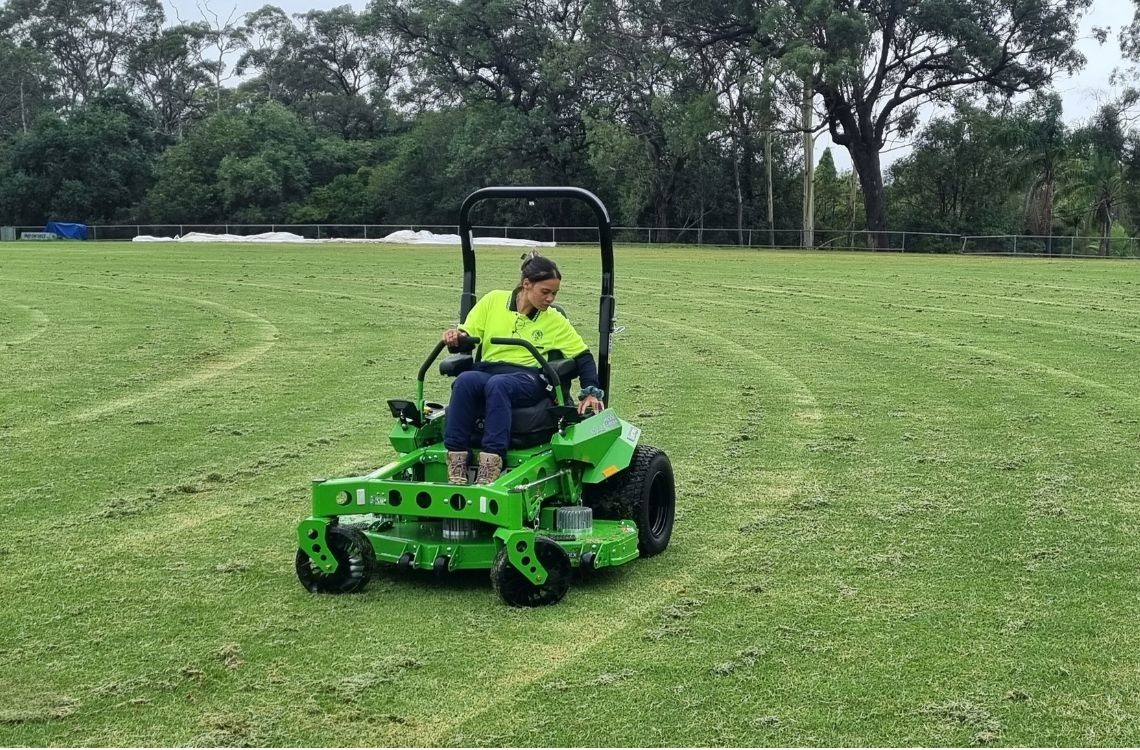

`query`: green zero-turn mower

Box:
[295,186,676,606]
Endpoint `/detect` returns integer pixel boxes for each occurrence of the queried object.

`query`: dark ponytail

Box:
[520,251,561,283]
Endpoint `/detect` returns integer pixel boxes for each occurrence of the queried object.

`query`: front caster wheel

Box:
[296,526,374,594]
[490,537,571,607]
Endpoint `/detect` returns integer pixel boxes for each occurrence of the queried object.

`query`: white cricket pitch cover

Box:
[132,230,554,247]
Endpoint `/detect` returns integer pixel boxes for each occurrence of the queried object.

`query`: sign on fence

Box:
[19,232,57,240]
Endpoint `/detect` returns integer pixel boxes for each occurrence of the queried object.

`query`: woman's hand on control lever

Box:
[442,328,462,347]
[578,395,603,416]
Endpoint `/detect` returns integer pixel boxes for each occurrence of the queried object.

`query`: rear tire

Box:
[583,445,675,556]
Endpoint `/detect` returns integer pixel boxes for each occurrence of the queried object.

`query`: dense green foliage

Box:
[0,0,1134,245]
[5,243,1140,743]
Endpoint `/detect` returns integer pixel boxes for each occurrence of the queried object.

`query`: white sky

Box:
[171,0,1135,171]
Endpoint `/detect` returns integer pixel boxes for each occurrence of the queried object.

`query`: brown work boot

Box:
[447,451,469,485]
[475,452,503,485]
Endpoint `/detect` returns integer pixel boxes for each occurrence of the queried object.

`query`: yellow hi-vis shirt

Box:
[459,289,589,367]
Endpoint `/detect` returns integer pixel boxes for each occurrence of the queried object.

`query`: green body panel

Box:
[297,517,335,572]
[389,415,444,453]
[494,528,545,584]
[550,409,642,484]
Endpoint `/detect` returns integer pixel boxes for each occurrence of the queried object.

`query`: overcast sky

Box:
[170,0,1137,171]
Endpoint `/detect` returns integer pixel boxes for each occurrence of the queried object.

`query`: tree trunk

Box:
[848,142,886,249]
[734,137,744,246]
[802,79,815,249]
[848,169,857,248]
[733,93,752,246]
[1101,208,1111,257]
[1044,178,1055,255]
[765,130,775,248]
[19,77,27,134]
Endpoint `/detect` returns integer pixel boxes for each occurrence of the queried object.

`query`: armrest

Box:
[439,354,474,377]
[549,356,579,384]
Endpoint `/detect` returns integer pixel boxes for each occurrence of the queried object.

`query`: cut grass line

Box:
[653,282,1140,409]
[776,272,1140,308]
[627,311,822,423]
[417,575,697,744]
[769,274,1140,338]
[0,300,49,348]
[627,274,1140,345]
[0,278,279,427]
[425,468,815,746]
[112,273,445,317]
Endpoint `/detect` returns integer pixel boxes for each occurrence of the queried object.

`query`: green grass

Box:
[3,242,1140,745]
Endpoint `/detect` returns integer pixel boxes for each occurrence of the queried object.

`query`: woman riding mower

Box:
[441,253,605,485]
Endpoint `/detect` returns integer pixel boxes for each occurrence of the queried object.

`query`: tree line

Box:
[1,0,1139,252]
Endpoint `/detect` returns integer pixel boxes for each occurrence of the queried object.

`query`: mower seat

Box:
[505,357,580,447]
[463,355,581,449]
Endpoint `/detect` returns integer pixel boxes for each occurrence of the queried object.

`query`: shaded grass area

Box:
[2,242,1140,745]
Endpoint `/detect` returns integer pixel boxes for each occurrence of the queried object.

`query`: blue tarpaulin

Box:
[45,221,88,240]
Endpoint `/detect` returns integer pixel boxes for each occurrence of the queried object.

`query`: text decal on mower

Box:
[589,413,621,436]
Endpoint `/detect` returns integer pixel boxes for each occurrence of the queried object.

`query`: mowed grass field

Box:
[3,241,1140,746]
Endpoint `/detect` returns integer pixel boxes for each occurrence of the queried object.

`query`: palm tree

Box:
[997,93,1069,253]
[1059,153,1126,255]
[1058,106,1128,256]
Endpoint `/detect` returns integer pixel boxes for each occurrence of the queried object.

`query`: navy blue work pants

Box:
[444,363,548,455]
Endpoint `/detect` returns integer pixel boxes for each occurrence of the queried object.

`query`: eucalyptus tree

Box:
[776,0,1090,246]
[373,0,598,219]
[0,41,53,138]
[662,0,1091,246]
[0,0,164,106]
[125,24,216,137]
[144,101,319,223]
[237,4,403,138]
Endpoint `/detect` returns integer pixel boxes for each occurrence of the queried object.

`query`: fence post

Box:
[747,229,752,247]
[1012,235,1018,254]
[901,232,907,253]
[179,225,183,238]
[551,227,555,244]
[317,224,322,240]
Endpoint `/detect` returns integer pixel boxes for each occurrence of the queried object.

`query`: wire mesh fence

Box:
[5,221,1140,258]
[960,234,1140,258]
